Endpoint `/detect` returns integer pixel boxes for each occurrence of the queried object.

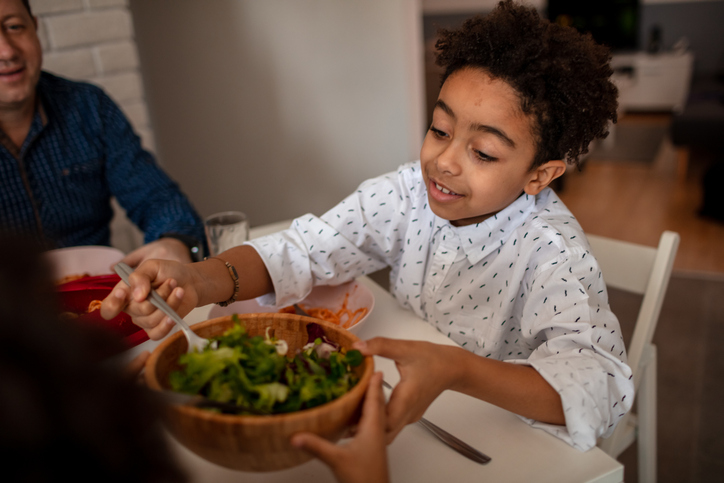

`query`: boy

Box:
[102,1,632,451]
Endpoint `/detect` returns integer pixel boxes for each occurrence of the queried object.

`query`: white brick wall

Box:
[86,0,129,8]
[31,0,83,16]
[95,40,139,73]
[29,0,154,152]
[91,71,143,103]
[42,49,95,79]
[45,10,133,49]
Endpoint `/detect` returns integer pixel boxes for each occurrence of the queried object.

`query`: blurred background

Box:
[31,0,723,481]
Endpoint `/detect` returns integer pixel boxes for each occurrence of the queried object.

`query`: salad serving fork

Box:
[114,262,210,353]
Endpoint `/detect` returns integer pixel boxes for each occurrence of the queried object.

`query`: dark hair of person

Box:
[22,0,32,16]
[434,0,618,168]
[0,235,186,483]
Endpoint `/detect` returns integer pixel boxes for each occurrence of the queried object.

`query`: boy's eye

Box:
[474,149,497,163]
[429,126,448,138]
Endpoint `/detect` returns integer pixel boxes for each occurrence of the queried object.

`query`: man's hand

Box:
[120,237,192,267]
[292,372,389,483]
[352,338,462,442]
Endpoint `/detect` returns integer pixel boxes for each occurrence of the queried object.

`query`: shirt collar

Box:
[433,192,538,265]
[0,94,48,159]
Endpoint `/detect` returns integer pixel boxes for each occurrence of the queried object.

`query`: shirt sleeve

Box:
[97,90,206,251]
[515,247,634,451]
[247,167,411,307]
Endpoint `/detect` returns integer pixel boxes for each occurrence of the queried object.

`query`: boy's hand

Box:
[292,372,389,483]
[352,338,462,442]
[101,246,275,340]
[100,259,200,340]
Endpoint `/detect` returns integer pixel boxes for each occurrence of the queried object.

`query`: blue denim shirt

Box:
[0,72,205,252]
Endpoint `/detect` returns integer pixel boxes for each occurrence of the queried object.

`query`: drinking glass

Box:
[204,211,250,256]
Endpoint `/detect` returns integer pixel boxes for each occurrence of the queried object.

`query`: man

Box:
[0,0,206,265]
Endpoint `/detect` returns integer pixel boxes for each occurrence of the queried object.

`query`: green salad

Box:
[169,316,364,415]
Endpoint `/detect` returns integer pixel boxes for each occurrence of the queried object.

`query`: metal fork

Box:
[114,262,210,353]
[381,378,491,464]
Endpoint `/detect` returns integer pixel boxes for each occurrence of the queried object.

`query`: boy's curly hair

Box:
[434,0,618,167]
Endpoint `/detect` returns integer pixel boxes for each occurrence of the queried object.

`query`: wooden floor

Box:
[557,114,724,276]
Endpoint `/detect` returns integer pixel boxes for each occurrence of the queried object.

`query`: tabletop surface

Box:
[128,221,624,483]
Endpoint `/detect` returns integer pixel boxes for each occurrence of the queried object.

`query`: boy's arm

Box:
[104,163,414,336]
[100,245,274,340]
[354,338,564,442]
[247,166,414,308]
[359,250,634,450]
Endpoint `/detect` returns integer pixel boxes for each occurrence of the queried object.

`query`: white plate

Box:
[44,245,125,281]
[208,279,374,333]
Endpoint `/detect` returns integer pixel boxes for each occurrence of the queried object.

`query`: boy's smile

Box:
[420,67,561,227]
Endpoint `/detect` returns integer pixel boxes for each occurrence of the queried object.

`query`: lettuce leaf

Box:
[168,320,363,415]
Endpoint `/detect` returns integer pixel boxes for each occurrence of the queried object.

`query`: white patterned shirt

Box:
[248,161,633,450]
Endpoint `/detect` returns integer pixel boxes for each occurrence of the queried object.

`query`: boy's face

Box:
[420,67,551,227]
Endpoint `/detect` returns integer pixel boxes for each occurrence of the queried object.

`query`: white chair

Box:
[592,231,680,483]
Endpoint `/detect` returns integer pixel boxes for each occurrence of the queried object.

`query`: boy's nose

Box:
[435,144,463,176]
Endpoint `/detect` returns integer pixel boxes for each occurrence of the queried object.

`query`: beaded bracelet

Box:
[205,256,240,307]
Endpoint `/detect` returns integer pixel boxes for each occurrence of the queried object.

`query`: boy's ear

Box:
[523,160,567,196]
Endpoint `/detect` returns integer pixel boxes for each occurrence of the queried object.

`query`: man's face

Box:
[420,67,541,226]
[0,0,41,111]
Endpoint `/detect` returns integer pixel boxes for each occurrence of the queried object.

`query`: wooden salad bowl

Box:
[145,313,374,472]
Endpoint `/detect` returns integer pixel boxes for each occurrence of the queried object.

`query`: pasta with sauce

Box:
[280,292,368,329]
[59,299,103,320]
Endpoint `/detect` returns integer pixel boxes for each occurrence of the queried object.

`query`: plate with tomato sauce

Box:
[45,246,149,349]
[208,279,374,333]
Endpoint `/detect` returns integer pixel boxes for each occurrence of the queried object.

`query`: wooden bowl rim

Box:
[145,313,374,425]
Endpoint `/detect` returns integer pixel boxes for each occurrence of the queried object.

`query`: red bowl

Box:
[56,274,148,348]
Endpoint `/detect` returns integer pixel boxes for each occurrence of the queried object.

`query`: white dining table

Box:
[125,221,625,483]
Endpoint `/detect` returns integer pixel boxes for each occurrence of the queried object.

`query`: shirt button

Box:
[61,168,69,176]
